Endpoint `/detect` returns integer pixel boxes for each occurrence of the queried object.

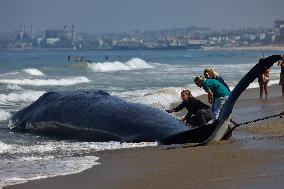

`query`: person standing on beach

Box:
[194,76,231,121]
[258,67,270,100]
[278,57,284,97]
[166,90,212,126]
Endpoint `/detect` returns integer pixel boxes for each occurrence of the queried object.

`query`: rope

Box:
[230,111,284,132]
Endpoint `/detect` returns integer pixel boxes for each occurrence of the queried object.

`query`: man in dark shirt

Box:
[166,90,212,127]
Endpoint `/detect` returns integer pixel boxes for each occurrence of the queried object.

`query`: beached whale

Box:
[9,55,283,145]
[9,90,212,144]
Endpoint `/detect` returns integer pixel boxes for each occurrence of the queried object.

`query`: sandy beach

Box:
[5,85,284,189]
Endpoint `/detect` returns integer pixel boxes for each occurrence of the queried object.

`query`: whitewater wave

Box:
[247,80,280,89]
[113,85,206,110]
[87,58,153,72]
[0,77,90,86]
[0,90,45,106]
[23,69,45,76]
[6,84,22,90]
[0,141,11,154]
[0,109,11,122]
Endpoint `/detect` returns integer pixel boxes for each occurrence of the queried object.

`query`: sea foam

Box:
[0,76,90,86]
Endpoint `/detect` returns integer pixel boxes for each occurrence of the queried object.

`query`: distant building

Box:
[45,30,63,45]
[274,20,284,28]
[16,25,33,41]
[43,26,76,48]
[280,25,284,36]
[274,20,284,42]
[46,30,64,39]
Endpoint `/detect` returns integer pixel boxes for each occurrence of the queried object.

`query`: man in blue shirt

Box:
[194,76,231,121]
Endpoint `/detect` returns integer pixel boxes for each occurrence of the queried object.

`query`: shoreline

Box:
[4,85,284,189]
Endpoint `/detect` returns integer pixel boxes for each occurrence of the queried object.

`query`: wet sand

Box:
[5,85,284,189]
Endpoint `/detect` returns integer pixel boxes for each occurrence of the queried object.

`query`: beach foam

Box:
[0,76,90,86]
[0,156,100,189]
[87,58,153,72]
[23,68,45,76]
[0,141,156,189]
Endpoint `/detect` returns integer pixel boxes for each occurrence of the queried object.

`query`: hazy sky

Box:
[1,0,284,33]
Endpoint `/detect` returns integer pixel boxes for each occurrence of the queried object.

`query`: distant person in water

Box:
[80,56,84,62]
[75,56,80,62]
[194,76,231,121]
[204,69,230,92]
[278,56,284,97]
[166,90,212,127]
[105,56,108,60]
[258,67,270,100]
[67,55,71,62]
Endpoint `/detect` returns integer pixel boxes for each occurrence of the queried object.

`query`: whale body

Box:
[10,90,214,144]
[9,55,283,145]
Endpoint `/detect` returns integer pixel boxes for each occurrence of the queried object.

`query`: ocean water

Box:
[0,49,282,188]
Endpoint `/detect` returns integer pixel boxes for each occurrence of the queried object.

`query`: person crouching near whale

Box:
[166,90,213,127]
[194,76,231,121]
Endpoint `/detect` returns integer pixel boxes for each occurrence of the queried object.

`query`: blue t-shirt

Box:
[216,76,230,92]
[203,79,230,98]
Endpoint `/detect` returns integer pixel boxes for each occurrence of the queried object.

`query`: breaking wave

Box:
[0,109,11,121]
[23,69,45,76]
[87,58,153,72]
[0,90,45,106]
[113,85,206,110]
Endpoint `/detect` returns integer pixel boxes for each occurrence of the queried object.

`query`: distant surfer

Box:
[67,55,71,62]
[194,76,231,121]
[166,90,212,127]
[105,56,108,60]
[80,56,84,62]
[75,56,80,62]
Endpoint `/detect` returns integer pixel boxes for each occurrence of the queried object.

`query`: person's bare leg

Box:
[259,83,263,99]
[264,83,269,99]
